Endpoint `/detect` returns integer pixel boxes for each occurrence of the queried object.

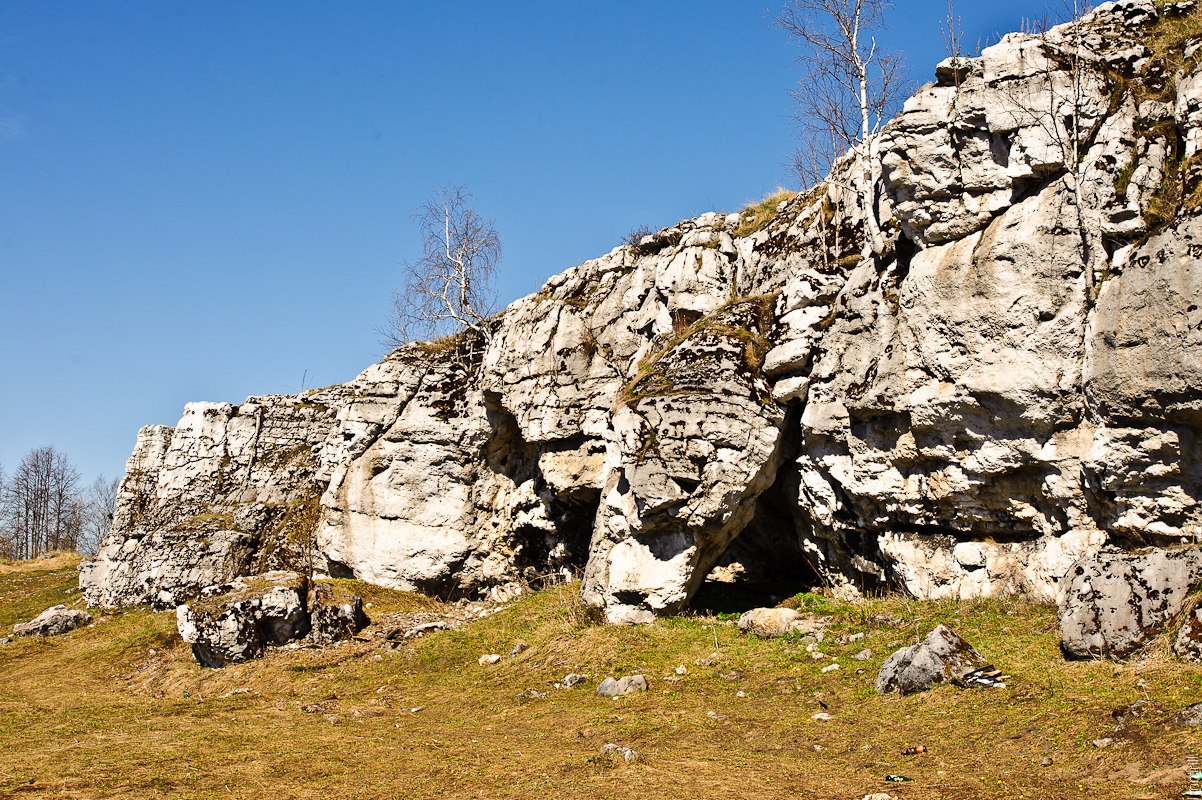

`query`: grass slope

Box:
[2,557,1202,799]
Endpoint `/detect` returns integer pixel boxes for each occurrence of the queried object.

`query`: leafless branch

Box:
[381,185,500,355]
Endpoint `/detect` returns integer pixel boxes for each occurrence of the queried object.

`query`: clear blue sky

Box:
[0,0,1055,485]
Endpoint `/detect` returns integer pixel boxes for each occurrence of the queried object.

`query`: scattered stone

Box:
[854,648,873,661]
[596,675,649,697]
[325,715,341,725]
[410,706,424,713]
[875,625,993,695]
[559,673,587,689]
[736,690,746,698]
[478,654,502,666]
[509,641,529,656]
[847,632,865,643]
[821,663,840,673]
[695,652,719,666]
[861,794,894,800]
[0,637,10,645]
[674,664,687,675]
[738,607,824,638]
[1093,737,1113,748]
[811,712,833,721]
[706,711,727,722]
[403,621,450,639]
[1041,756,1053,767]
[1059,547,1202,660]
[870,614,903,628]
[1176,702,1202,727]
[518,689,547,700]
[13,605,92,637]
[600,743,639,763]
[224,688,253,697]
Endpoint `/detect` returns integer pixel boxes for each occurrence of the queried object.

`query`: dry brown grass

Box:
[3,559,1202,798]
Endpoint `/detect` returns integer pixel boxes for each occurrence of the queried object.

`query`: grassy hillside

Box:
[2,557,1201,799]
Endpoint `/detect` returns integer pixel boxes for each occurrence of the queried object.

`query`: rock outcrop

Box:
[176,571,367,666]
[82,0,1202,623]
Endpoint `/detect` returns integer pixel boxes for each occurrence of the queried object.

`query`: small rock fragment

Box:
[509,641,529,656]
[559,672,587,689]
[811,712,833,721]
[738,607,824,638]
[596,675,649,697]
[821,663,840,673]
[600,743,639,763]
[478,654,502,665]
[854,648,873,661]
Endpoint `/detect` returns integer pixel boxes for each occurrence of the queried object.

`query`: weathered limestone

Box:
[1059,548,1202,659]
[737,607,824,638]
[12,605,92,637]
[82,0,1202,626]
[876,625,991,694]
[176,571,368,666]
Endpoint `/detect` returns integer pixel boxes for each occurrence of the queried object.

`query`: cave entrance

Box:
[691,411,819,615]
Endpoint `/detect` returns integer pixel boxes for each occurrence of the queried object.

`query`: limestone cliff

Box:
[82,0,1202,622]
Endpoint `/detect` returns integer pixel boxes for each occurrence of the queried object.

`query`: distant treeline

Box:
[0,446,118,560]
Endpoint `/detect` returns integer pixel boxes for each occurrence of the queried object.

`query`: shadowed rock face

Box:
[81,0,1202,622]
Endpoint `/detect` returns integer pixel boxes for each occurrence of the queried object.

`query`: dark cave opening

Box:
[691,404,821,615]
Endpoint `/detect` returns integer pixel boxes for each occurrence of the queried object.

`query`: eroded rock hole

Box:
[483,391,596,585]
[692,403,819,614]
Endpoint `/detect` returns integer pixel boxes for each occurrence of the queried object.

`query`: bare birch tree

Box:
[777,0,907,259]
[382,185,500,356]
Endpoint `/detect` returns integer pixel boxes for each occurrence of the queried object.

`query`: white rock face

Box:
[81,0,1202,623]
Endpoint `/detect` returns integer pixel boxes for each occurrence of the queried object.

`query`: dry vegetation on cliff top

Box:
[3,557,1202,799]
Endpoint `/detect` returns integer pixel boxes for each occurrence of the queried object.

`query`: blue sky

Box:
[0,0,1056,484]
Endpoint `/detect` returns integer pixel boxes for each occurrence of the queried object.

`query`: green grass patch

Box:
[2,558,1202,798]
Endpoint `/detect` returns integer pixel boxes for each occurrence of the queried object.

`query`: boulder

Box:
[595,675,649,697]
[12,605,92,637]
[177,571,310,667]
[306,583,369,645]
[875,625,991,694]
[737,607,824,638]
[1058,547,1202,660]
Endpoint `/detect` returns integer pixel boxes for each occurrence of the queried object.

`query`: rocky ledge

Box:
[82,1,1202,630]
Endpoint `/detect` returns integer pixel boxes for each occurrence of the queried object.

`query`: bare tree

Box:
[79,474,120,557]
[0,447,83,558]
[996,1,1108,299]
[777,0,907,259]
[382,185,500,355]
